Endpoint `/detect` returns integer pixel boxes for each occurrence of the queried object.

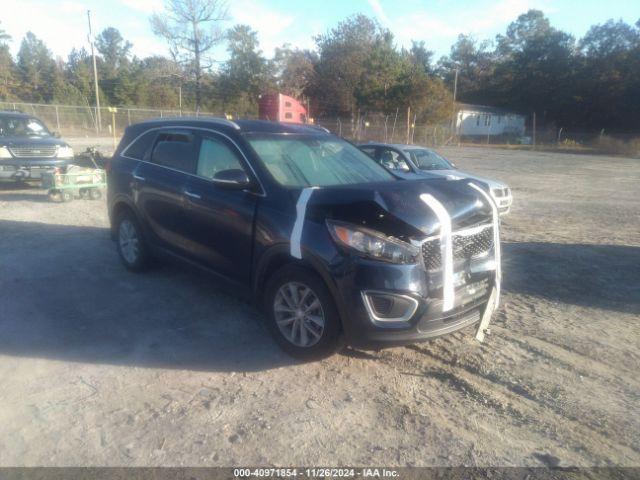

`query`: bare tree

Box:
[151,0,228,111]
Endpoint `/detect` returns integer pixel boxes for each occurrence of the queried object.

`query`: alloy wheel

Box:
[118,219,140,265]
[273,282,325,347]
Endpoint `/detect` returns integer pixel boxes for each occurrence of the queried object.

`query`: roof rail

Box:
[205,116,241,130]
[139,115,241,130]
[0,108,24,114]
[305,123,330,133]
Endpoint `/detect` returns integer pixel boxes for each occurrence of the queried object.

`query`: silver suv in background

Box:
[0,111,74,181]
[359,143,513,215]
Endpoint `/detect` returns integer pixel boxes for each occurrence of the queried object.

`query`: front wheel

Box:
[264,265,344,360]
[115,211,151,272]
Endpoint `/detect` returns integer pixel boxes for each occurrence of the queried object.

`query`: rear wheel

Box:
[61,190,73,202]
[264,265,344,360]
[115,210,151,272]
[89,188,102,200]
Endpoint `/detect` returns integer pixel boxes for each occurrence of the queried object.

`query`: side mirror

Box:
[52,131,61,138]
[213,168,251,188]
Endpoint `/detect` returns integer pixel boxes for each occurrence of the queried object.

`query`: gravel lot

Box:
[0,146,638,467]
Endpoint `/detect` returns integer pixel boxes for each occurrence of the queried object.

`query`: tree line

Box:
[0,3,639,133]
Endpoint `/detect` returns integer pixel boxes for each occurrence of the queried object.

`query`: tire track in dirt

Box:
[396,340,640,462]
[494,330,640,394]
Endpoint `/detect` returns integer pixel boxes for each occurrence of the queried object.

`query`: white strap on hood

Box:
[420,193,455,312]
[468,182,501,309]
[290,187,319,259]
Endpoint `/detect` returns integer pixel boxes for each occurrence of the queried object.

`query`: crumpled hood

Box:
[297,177,493,240]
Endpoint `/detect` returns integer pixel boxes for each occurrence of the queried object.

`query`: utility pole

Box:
[87,10,101,133]
[451,67,459,138]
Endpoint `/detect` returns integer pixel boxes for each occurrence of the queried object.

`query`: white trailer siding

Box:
[456,108,525,136]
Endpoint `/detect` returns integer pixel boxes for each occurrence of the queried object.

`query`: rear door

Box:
[133,128,197,254]
[180,132,259,284]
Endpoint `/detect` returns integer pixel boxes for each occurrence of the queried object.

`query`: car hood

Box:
[298,177,493,239]
[412,168,507,189]
[0,135,67,147]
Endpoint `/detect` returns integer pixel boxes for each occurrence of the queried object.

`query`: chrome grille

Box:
[9,145,57,158]
[420,224,494,270]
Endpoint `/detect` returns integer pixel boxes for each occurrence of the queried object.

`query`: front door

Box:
[181,132,259,284]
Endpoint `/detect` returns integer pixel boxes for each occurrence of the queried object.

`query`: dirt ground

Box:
[0,146,638,467]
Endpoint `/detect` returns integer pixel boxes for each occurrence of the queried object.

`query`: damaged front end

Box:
[297,177,500,348]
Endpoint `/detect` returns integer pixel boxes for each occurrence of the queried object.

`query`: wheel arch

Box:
[253,245,348,329]
[109,197,140,240]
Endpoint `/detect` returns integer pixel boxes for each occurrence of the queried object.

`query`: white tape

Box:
[420,193,454,312]
[290,187,318,259]
[468,182,501,309]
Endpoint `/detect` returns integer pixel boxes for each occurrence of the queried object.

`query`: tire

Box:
[89,188,102,200]
[263,265,344,360]
[115,210,151,272]
[61,190,73,202]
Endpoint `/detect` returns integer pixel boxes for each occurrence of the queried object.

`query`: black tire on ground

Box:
[263,264,345,360]
[115,209,152,272]
[89,188,102,200]
[61,190,73,202]
[79,188,89,199]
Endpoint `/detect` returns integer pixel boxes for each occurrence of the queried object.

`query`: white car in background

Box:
[358,142,513,215]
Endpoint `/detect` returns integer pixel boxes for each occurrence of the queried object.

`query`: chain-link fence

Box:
[2,101,638,157]
[0,101,224,138]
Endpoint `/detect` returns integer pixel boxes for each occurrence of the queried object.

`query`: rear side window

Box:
[150,131,198,174]
[123,131,156,160]
[197,137,244,179]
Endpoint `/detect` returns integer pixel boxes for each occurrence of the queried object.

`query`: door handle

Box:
[184,190,202,200]
[133,174,145,182]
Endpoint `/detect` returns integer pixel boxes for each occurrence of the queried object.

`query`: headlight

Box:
[0,146,12,158]
[327,220,420,264]
[57,145,74,158]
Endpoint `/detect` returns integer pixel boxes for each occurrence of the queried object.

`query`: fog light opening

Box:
[362,291,419,323]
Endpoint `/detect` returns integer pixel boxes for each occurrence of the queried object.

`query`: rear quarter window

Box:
[123,131,156,160]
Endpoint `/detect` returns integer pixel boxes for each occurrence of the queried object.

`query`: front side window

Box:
[404,149,453,171]
[246,134,395,187]
[197,137,244,179]
[0,116,51,137]
[150,131,197,174]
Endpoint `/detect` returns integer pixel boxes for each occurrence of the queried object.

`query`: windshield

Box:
[0,116,51,137]
[404,148,453,171]
[246,134,396,187]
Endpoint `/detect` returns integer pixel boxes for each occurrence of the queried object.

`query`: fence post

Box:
[55,105,60,133]
[127,109,131,126]
[532,112,537,149]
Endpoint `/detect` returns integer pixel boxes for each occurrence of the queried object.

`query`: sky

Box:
[1,0,638,65]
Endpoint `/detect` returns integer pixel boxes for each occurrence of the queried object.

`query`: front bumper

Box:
[332,256,495,349]
[0,157,74,168]
[0,158,74,180]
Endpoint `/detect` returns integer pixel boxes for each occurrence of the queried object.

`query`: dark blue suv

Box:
[107,118,501,359]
